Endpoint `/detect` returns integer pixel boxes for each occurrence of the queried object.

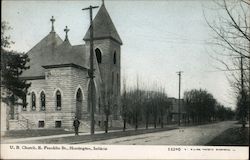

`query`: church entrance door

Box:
[76,89,83,119]
[87,80,96,113]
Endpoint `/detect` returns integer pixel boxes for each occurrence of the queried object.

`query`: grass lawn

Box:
[13,127,176,144]
[207,127,249,146]
[2,129,74,138]
[2,125,174,139]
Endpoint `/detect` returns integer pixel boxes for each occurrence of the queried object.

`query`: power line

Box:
[204,68,249,72]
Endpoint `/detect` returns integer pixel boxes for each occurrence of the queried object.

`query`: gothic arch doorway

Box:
[87,80,96,113]
[76,89,83,119]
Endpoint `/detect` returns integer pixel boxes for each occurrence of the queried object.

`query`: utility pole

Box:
[248,37,250,128]
[177,71,183,126]
[82,5,99,135]
[246,37,250,127]
[240,56,246,128]
[135,75,139,130]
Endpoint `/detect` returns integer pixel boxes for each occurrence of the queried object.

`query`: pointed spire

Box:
[83,3,123,45]
[50,16,55,33]
[64,26,70,41]
[102,0,104,5]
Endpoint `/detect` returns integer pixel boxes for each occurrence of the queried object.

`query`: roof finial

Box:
[50,16,55,33]
[64,26,70,41]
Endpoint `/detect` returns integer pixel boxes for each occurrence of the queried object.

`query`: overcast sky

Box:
[2,0,235,108]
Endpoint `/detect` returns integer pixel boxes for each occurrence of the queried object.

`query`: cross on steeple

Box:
[64,26,70,41]
[50,16,55,32]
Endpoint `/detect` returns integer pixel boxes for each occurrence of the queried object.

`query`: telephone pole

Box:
[82,5,99,135]
[240,56,246,128]
[177,71,183,126]
[248,38,250,129]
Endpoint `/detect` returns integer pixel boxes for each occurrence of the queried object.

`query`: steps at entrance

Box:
[9,115,37,130]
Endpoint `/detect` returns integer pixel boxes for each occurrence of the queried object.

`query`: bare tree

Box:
[121,78,128,131]
[184,89,225,124]
[101,84,112,133]
[204,0,250,127]
[143,91,151,129]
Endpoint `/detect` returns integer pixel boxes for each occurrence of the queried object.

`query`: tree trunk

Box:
[184,114,187,125]
[123,118,126,131]
[154,116,157,128]
[160,117,164,128]
[10,104,15,120]
[146,116,149,129]
[166,115,169,125]
[135,117,138,131]
[242,117,246,128]
[105,114,109,133]
[134,112,138,131]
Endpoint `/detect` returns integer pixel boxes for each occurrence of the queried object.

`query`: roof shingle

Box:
[83,4,122,44]
[21,32,87,78]
[21,32,63,77]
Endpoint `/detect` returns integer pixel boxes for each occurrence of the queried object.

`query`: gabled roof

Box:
[21,32,63,77]
[43,41,88,69]
[21,3,122,79]
[21,32,88,78]
[83,4,122,45]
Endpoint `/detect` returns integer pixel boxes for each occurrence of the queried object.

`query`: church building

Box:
[9,2,122,131]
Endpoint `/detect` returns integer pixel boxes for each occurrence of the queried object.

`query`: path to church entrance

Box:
[81,121,237,145]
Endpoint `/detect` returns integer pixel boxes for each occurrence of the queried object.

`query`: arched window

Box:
[76,89,83,119]
[22,95,27,111]
[113,51,116,64]
[87,81,96,113]
[56,90,62,111]
[112,72,114,85]
[76,89,82,102]
[31,92,36,111]
[98,97,101,114]
[117,73,119,95]
[40,91,46,111]
[112,72,114,94]
[95,48,102,63]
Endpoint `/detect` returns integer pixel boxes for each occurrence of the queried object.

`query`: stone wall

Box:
[85,38,121,120]
[10,38,123,131]
[18,66,89,130]
[1,101,9,135]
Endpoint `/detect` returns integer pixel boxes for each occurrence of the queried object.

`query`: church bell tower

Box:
[83,2,122,120]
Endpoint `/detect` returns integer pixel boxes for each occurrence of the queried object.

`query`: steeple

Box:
[50,16,55,33]
[64,26,70,41]
[83,3,122,45]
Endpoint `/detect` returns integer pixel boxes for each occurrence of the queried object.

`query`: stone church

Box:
[9,2,122,131]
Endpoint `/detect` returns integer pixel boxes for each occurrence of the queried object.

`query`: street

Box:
[84,121,238,145]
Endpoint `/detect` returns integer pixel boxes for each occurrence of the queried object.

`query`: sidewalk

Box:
[1,125,178,144]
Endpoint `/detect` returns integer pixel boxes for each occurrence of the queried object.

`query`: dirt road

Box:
[86,121,237,145]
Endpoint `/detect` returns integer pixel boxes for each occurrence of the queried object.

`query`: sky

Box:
[2,0,235,108]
